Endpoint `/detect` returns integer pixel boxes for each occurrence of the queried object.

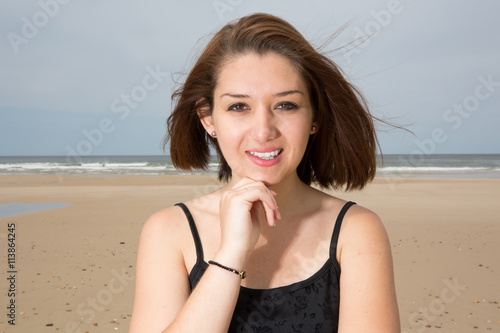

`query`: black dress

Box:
[175,201,356,333]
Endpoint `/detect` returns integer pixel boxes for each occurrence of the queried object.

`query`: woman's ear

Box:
[197,102,215,136]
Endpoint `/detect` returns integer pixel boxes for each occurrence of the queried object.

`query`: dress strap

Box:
[175,203,204,265]
[330,201,356,270]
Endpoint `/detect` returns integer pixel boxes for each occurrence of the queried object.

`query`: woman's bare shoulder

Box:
[139,204,204,265]
[311,191,389,253]
[333,201,391,270]
[313,188,383,231]
[139,195,219,253]
[340,203,386,237]
[141,205,188,238]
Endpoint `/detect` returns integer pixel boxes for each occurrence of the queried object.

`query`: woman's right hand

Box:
[215,177,280,268]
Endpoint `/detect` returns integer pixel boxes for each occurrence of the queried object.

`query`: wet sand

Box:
[0,174,499,332]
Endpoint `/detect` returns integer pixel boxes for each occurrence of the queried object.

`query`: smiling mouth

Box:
[247,149,283,160]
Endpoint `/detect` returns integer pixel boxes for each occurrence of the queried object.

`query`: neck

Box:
[271,178,309,217]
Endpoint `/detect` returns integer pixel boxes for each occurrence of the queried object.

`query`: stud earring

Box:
[211,131,216,137]
[311,126,317,133]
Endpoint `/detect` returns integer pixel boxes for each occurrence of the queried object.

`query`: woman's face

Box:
[204,52,316,186]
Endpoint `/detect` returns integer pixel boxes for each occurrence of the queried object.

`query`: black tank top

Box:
[175,201,356,333]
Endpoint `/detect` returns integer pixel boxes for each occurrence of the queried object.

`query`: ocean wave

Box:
[0,155,499,177]
[378,166,500,174]
[0,161,217,175]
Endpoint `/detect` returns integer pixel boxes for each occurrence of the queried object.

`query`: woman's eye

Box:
[228,103,248,112]
[276,102,298,111]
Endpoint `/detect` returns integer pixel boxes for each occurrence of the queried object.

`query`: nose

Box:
[251,106,278,143]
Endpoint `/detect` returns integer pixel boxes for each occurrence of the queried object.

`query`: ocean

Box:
[0,154,499,178]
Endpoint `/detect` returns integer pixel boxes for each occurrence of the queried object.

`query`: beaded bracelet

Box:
[208,260,246,279]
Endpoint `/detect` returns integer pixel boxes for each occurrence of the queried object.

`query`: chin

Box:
[243,172,282,187]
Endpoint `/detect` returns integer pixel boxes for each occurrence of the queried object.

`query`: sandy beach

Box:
[0,174,499,332]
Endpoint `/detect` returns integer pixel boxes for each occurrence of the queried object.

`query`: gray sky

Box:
[1,0,499,156]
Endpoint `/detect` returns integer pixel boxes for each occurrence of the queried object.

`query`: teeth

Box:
[249,149,282,160]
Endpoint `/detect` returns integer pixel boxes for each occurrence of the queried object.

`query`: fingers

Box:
[231,178,281,227]
[263,201,278,227]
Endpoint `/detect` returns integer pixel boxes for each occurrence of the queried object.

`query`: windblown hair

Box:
[164,13,379,190]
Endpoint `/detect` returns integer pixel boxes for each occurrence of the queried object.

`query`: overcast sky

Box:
[1,0,499,156]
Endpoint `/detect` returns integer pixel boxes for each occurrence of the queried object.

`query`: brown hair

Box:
[164,13,379,190]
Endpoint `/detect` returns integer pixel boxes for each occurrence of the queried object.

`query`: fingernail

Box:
[270,190,277,196]
[276,209,281,220]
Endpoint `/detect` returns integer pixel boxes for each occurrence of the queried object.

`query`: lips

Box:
[245,148,284,167]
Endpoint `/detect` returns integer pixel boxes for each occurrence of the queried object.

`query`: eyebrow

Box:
[274,90,304,97]
[219,90,304,100]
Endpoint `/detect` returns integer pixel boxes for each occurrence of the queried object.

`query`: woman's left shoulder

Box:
[342,202,385,231]
[316,192,389,250]
[316,191,383,226]
[333,201,392,264]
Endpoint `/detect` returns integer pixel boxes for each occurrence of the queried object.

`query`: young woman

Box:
[130,13,400,333]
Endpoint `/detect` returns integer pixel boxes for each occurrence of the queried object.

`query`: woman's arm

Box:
[128,208,243,333]
[337,206,400,333]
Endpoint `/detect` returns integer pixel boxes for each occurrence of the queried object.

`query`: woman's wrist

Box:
[208,260,246,279]
[213,249,249,273]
